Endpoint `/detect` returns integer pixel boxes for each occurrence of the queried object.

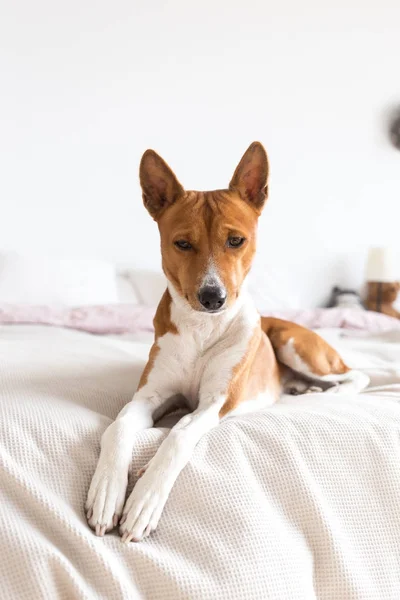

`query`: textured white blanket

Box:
[1,325,400,599]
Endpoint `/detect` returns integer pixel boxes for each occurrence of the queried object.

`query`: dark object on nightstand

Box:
[327,286,364,309]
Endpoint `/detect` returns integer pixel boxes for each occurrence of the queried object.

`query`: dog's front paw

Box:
[119,471,169,543]
[86,459,129,537]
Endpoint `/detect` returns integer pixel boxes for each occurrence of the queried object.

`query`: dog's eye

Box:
[227,236,245,248]
[174,240,192,251]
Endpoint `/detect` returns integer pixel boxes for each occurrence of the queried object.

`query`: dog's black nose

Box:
[198,286,227,312]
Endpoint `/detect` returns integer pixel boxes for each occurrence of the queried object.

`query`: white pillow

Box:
[247,261,301,311]
[0,252,119,306]
[124,269,167,306]
[116,272,140,304]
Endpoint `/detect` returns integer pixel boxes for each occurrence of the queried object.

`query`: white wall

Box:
[1,0,399,307]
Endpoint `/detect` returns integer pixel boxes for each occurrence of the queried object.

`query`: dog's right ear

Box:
[139,150,184,220]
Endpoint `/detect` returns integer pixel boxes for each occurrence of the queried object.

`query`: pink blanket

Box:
[264,307,400,332]
[0,304,398,335]
[0,304,155,334]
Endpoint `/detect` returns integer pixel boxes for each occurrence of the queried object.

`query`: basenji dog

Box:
[86,142,369,542]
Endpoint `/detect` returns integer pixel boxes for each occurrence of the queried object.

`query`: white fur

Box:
[200,259,226,292]
[278,339,310,375]
[86,285,265,540]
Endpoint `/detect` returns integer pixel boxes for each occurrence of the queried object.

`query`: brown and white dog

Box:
[86,142,369,542]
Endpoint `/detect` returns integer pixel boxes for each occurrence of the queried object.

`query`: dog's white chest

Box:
[152,295,260,411]
[156,329,216,410]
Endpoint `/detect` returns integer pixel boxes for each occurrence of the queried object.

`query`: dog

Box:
[86,142,369,542]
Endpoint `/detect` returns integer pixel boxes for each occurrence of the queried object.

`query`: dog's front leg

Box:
[86,387,170,536]
[119,395,225,542]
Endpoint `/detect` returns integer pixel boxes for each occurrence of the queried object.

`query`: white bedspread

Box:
[1,325,400,600]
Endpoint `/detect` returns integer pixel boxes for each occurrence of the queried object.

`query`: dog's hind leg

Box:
[262,317,369,395]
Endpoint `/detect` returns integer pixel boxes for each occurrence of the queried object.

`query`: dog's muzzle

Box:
[198,285,227,312]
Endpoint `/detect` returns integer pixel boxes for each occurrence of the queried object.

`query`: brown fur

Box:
[153,289,178,339]
[219,322,281,417]
[157,191,260,310]
[366,281,400,318]
[262,317,350,376]
[229,142,269,209]
[137,290,177,390]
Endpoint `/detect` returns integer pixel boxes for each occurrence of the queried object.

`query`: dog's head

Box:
[139,142,269,313]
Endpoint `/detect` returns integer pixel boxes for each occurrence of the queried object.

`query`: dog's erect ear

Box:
[140,150,184,220]
[229,142,269,211]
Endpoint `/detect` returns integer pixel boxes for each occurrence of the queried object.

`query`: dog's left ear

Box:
[140,149,184,220]
[229,142,269,211]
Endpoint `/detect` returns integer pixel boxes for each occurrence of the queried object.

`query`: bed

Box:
[1,306,400,599]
